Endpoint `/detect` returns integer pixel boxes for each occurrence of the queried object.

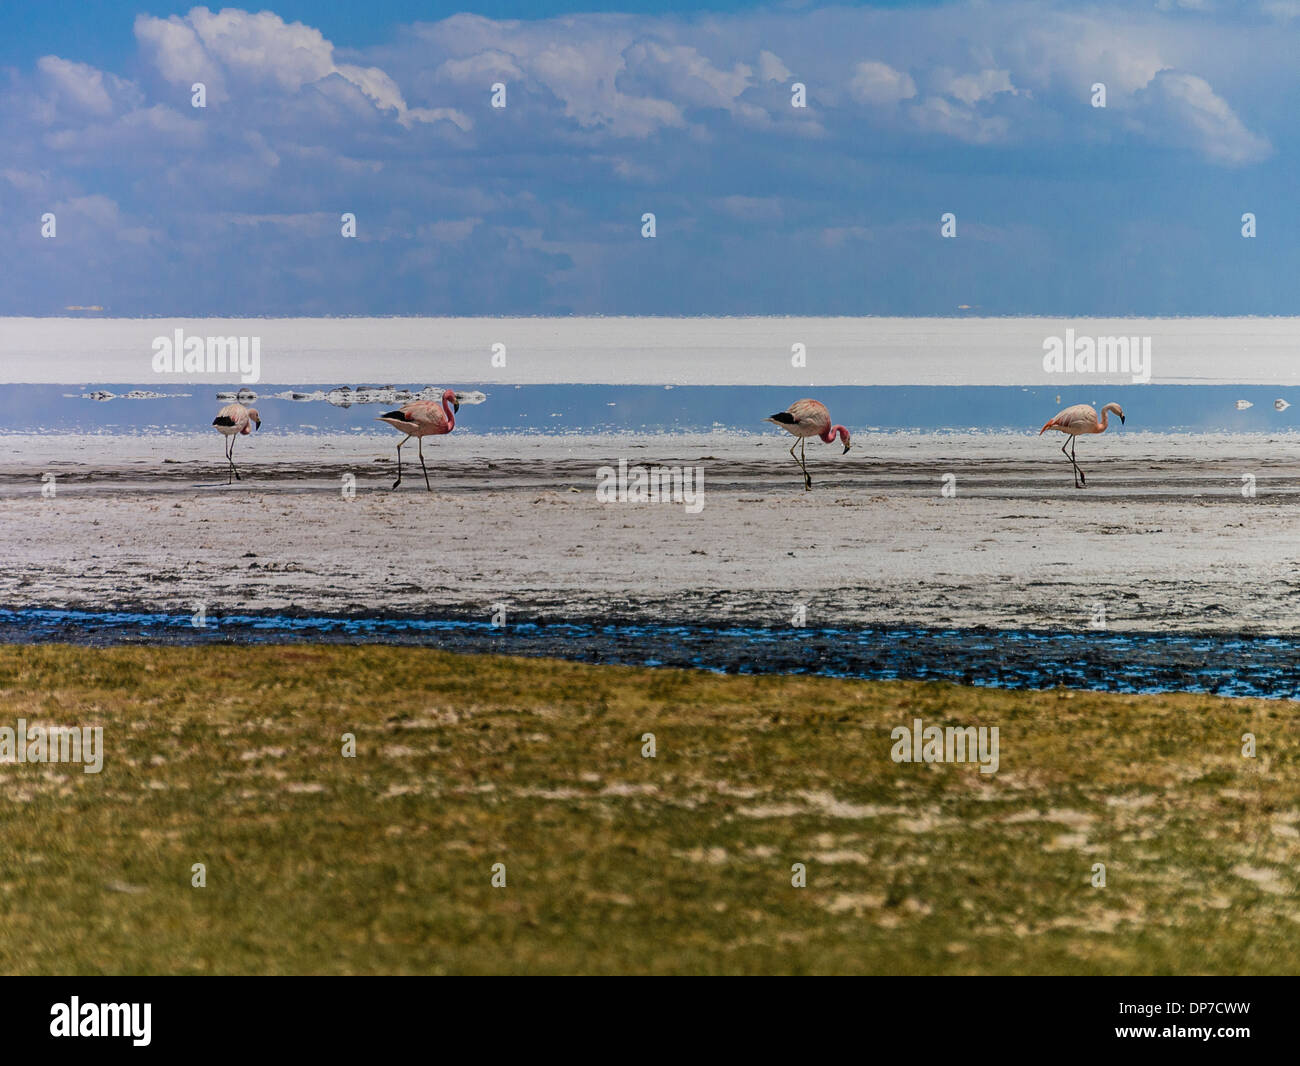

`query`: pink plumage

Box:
[1040,401,1125,488]
[377,388,460,491]
[765,398,851,491]
[211,403,260,483]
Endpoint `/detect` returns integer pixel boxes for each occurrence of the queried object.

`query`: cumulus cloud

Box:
[36,57,135,117]
[933,68,1021,106]
[527,40,685,137]
[134,7,468,128]
[850,61,917,106]
[419,16,775,137]
[907,95,1011,144]
[1133,69,1272,165]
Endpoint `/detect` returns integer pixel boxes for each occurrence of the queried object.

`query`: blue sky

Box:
[2,1,1298,316]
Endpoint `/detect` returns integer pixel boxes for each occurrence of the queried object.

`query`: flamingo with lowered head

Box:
[765,398,851,490]
[377,388,462,490]
[212,403,260,484]
[1040,402,1125,488]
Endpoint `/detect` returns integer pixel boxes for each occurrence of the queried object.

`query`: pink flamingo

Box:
[765,398,851,490]
[1039,402,1125,488]
[377,389,461,490]
[212,403,260,483]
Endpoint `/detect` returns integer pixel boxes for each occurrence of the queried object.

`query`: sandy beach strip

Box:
[2,432,1298,635]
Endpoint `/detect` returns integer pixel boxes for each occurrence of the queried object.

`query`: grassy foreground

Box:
[0,643,1297,975]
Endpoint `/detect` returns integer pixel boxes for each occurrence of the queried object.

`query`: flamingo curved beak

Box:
[842,442,851,454]
[1120,414,1126,425]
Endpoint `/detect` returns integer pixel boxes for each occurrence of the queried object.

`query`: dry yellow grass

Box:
[0,643,1296,974]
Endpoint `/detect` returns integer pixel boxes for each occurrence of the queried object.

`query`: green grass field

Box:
[0,643,1296,975]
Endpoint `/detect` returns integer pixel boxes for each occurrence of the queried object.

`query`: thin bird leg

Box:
[228,435,240,483]
[789,439,808,490]
[800,437,812,490]
[1060,437,1078,488]
[418,435,431,491]
[392,436,405,490]
[1072,436,1086,488]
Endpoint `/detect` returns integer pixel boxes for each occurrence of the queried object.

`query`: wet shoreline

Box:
[2,607,1297,699]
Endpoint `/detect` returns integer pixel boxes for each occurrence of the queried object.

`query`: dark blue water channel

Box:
[1,607,1295,699]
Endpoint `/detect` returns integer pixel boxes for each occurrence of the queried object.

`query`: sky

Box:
[2,0,1299,317]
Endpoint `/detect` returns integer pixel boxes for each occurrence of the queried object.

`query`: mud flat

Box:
[2,432,1298,637]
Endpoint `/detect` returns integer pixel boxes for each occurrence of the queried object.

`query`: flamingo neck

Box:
[1097,409,1109,432]
[821,424,847,445]
[443,396,456,430]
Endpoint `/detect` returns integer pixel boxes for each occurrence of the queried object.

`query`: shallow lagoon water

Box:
[0,382,1297,436]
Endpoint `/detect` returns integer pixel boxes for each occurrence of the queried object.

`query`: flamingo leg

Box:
[392,436,405,490]
[788,439,810,490]
[227,435,240,483]
[1060,437,1078,488]
[1060,436,1084,488]
[417,435,431,491]
[800,437,812,490]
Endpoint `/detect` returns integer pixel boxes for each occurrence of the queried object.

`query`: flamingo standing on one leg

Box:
[212,403,260,484]
[1039,402,1125,488]
[765,398,851,490]
[377,389,461,491]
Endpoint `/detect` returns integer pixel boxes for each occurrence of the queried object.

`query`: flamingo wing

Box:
[1040,403,1098,435]
[408,401,449,429]
[213,403,247,429]
[379,400,450,435]
[784,399,831,432]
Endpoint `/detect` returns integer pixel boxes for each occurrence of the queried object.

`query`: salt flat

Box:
[2,431,1297,635]
[3,316,1300,385]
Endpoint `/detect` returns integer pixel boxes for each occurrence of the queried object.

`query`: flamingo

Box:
[765,399,851,490]
[1039,402,1125,488]
[212,403,260,484]
[377,389,461,490]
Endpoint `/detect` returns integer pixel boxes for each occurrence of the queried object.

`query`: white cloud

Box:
[434,50,524,84]
[758,50,791,84]
[43,104,203,156]
[850,61,916,106]
[529,41,685,137]
[419,15,784,137]
[1133,69,1271,165]
[933,68,1020,106]
[36,57,125,117]
[907,95,1011,144]
[134,6,460,128]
